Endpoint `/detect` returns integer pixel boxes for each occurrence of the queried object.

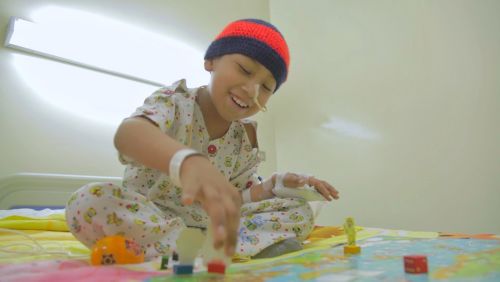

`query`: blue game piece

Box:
[173,264,193,275]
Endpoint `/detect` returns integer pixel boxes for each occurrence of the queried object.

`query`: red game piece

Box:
[403,255,428,274]
[207,260,226,274]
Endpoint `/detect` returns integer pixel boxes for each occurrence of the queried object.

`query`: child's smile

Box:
[230,95,250,109]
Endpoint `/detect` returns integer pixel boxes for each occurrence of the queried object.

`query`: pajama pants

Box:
[65,182,314,260]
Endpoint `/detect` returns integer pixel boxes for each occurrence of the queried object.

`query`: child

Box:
[65,18,339,260]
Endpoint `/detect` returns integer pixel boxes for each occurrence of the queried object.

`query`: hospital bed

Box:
[0,173,498,281]
[0,173,121,210]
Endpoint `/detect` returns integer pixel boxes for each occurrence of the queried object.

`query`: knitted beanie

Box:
[204,19,290,92]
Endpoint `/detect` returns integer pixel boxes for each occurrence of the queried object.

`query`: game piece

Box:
[91,235,144,265]
[404,255,428,274]
[343,217,361,255]
[160,255,169,270]
[176,227,205,264]
[344,217,356,245]
[172,251,179,262]
[207,259,226,274]
[344,245,361,254]
[173,264,194,275]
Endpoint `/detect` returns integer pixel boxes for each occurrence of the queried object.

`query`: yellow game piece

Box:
[343,217,356,246]
[343,217,361,255]
[344,245,361,254]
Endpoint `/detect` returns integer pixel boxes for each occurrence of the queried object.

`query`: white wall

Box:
[270,0,500,234]
[0,0,275,178]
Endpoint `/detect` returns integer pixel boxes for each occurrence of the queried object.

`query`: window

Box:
[5,6,209,125]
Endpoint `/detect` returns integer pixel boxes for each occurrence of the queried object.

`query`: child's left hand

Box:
[280,173,340,201]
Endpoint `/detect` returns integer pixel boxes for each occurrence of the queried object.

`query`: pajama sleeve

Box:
[118,85,181,165]
[130,88,178,135]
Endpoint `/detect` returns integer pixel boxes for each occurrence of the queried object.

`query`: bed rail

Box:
[0,173,121,209]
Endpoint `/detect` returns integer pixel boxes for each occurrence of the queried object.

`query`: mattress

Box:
[0,174,498,281]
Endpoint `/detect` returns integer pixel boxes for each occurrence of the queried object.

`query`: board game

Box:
[148,234,500,281]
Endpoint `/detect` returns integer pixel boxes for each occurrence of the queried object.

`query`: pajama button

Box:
[208,145,217,154]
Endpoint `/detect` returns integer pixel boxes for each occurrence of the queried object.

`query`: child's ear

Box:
[204,60,214,72]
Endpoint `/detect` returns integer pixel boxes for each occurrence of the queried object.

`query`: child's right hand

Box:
[179,155,242,257]
[278,173,340,201]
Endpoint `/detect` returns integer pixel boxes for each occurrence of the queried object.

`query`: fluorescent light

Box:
[12,53,157,126]
[5,6,210,125]
[5,9,209,87]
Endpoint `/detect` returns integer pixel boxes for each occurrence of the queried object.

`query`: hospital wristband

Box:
[243,175,273,203]
[262,174,276,195]
[169,148,203,188]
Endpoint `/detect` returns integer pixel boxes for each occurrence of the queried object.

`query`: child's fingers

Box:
[307,177,340,200]
[200,183,240,256]
[218,184,240,256]
[321,181,339,199]
[222,194,239,256]
[310,179,332,201]
[201,185,227,249]
[324,182,340,199]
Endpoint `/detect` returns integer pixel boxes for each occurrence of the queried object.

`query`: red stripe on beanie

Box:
[215,20,289,70]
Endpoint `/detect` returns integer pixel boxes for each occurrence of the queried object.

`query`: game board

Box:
[1,208,499,281]
[148,234,500,281]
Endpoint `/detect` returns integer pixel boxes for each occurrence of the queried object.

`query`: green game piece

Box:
[160,255,169,270]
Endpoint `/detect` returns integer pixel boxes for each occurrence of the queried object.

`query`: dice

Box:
[403,255,428,274]
[207,260,226,274]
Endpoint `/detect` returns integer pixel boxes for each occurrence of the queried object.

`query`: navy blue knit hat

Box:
[204,19,290,92]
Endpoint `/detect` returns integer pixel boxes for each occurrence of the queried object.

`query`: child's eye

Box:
[262,84,272,92]
[238,64,251,75]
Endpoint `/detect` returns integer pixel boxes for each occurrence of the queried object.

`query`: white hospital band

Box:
[242,175,275,204]
[262,174,275,193]
[169,148,203,187]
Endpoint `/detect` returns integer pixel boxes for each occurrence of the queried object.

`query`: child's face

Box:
[205,54,277,122]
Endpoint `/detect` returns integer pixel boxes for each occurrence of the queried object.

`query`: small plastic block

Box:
[173,264,193,275]
[172,251,179,262]
[404,255,428,274]
[160,255,169,270]
[207,260,226,274]
[344,245,361,255]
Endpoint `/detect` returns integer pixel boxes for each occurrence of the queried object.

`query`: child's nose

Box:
[241,85,251,96]
[241,83,259,98]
